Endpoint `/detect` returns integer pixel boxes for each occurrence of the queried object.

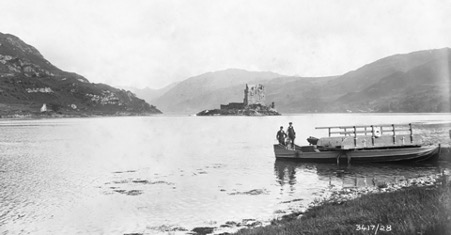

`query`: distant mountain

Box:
[0,32,161,117]
[153,48,450,113]
[152,69,284,113]
[125,82,179,104]
[328,48,451,112]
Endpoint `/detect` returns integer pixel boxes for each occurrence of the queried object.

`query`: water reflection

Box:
[274,159,296,186]
[274,159,449,190]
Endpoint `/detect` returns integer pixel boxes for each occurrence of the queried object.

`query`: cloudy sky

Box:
[1,0,450,89]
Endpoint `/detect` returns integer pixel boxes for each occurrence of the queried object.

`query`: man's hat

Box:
[289,122,292,124]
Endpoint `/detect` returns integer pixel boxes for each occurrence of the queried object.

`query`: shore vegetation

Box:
[234,178,451,235]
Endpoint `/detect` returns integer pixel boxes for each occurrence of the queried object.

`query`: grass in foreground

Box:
[235,181,451,235]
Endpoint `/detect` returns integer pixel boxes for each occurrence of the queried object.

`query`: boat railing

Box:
[315,123,417,148]
[316,123,413,137]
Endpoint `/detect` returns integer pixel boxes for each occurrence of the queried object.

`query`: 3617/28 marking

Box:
[356,224,392,233]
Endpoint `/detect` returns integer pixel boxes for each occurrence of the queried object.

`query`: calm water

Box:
[0,114,450,234]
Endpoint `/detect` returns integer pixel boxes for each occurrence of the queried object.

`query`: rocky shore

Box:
[184,173,447,235]
[309,172,447,207]
[150,169,449,235]
[233,173,451,235]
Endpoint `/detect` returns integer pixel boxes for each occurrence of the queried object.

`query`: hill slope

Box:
[0,32,161,117]
[330,48,451,112]
[152,48,450,113]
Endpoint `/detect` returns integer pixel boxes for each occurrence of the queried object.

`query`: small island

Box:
[197,84,281,116]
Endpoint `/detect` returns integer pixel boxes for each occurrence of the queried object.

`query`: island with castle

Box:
[196,84,281,116]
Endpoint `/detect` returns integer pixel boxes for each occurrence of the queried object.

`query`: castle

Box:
[197,83,279,116]
[219,84,273,110]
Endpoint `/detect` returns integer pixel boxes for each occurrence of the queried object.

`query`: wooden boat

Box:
[274,123,441,163]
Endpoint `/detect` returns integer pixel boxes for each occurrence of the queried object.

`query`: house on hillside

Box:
[40,103,48,112]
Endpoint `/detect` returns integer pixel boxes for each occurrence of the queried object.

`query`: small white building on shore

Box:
[40,103,47,112]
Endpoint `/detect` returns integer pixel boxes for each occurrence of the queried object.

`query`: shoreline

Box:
[0,112,162,120]
[232,173,451,235]
[1,112,450,119]
[182,166,451,235]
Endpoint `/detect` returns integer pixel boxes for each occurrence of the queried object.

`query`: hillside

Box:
[152,69,283,113]
[0,32,161,117]
[329,48,451,112]
[151,48,450,113]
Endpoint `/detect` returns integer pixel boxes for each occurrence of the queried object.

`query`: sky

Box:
[1,0,450,89]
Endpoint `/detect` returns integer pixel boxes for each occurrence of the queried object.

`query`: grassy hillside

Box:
[0,32,161,117]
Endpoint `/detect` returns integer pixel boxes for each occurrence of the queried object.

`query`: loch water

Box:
[1,114,450,234]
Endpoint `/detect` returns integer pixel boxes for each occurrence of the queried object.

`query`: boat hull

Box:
[273,144,440,163]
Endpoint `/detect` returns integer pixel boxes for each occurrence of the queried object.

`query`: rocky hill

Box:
[150,48,450,113]
[0,32,161,117]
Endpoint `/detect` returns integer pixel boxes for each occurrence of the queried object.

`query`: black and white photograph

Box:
[1,0,450,234]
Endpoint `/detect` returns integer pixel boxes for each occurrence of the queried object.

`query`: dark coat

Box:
[277,130,287,141]
[287,126,296,139]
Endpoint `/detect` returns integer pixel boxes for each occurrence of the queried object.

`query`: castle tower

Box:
[244,84,265,106]
[244,84,249,106]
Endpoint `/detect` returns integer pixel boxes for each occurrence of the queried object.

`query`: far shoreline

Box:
[1,111,450,119]
[0,112,163,121]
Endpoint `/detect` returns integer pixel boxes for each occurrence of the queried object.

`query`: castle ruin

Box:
[244,84,265,106]
[219,84,271,110]
[198,83,279,115]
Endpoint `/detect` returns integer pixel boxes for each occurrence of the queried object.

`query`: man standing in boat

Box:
[287,122,296,148]
[276,126,287,146]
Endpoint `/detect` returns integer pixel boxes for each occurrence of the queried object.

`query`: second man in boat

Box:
[287,122,296,149]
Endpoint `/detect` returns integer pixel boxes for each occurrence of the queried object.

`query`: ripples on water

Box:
[0,114,450,234]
